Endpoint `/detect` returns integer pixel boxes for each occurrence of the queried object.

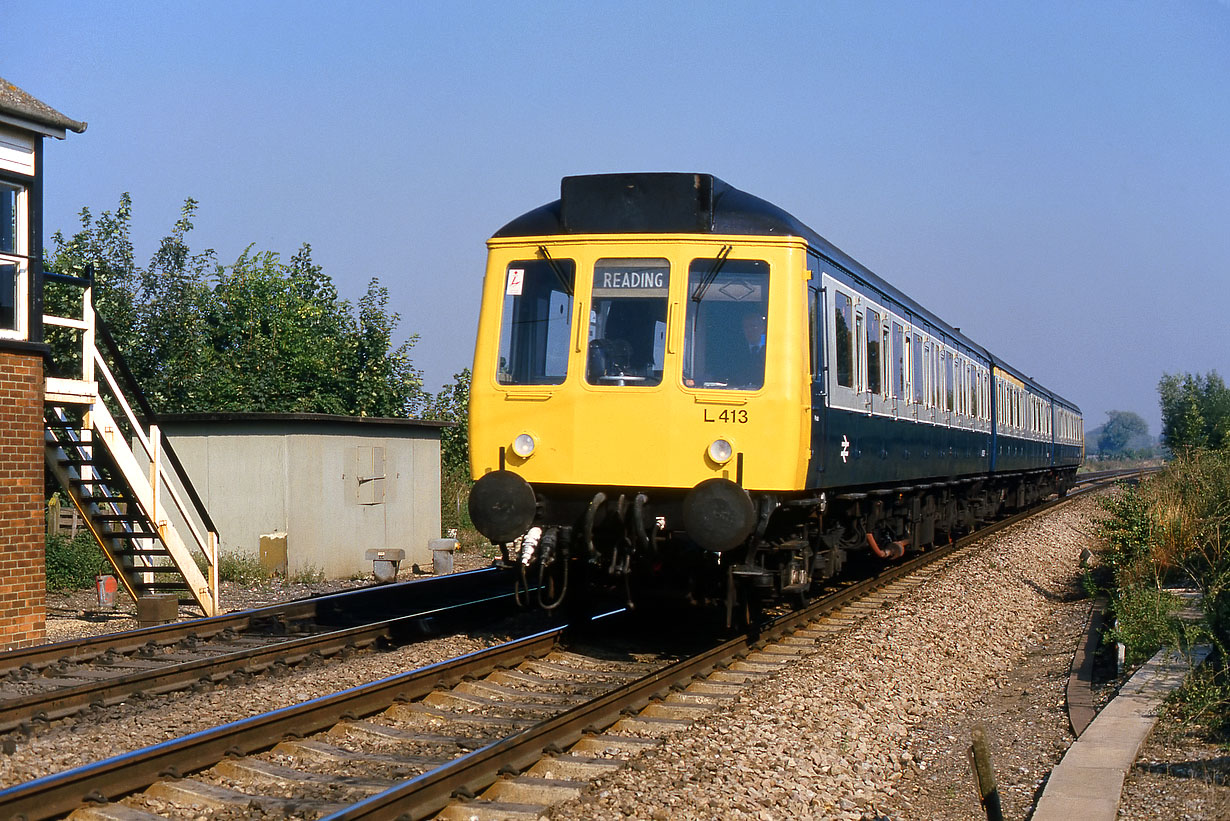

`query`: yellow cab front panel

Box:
[470,234,811,494]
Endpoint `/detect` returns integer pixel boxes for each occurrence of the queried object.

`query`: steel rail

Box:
[0,627,564,820]
[0,567,508,676]
[0,568,518,737]
[0,586,520,734]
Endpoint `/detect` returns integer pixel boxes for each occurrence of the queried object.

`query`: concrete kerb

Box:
[1033,643,1212,821]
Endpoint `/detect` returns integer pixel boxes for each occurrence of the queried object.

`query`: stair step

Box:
[59,457,107,466]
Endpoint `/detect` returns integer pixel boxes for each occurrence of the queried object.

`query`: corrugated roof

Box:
[0,76,87,137]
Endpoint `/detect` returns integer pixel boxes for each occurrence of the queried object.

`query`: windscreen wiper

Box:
[537,245,573,296]
[690,244,733,302]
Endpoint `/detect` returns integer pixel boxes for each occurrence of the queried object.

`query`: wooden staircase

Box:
[42,271,218,616]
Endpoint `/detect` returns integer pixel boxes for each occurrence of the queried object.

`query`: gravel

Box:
[13,496,1230,819]
[546,492,1218,821]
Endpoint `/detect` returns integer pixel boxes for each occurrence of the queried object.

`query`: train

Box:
[467,173,1083,624]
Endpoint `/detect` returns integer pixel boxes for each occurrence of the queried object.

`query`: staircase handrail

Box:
[91,318,220,538]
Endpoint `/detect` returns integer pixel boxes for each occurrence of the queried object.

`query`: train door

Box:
[805,264,826,486]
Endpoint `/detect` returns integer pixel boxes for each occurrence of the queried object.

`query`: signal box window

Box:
[496,258,576,385]
[0,262,16,331]
[587,258,669,387]
[683,258,769,390]
[1,183,24,335]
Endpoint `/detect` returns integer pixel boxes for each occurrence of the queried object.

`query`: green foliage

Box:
[422,369,473,534]
[45,532,111,591]
[1105,586,1183,665]
[424,369,471,477]
[1096,448,1230,732]
[1096,410,1150,458]
[1097,487,1163,586]
[45,196,426,417]
[1158,371,1230,454]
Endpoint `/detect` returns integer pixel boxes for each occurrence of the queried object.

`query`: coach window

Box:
[683,257,769,390]
[587,258,669,387]
[496,258,576,386]
[1,182,25,337]
[832,291,854,389]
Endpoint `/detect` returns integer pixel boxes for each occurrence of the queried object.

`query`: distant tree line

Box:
[1158,371,1230,453]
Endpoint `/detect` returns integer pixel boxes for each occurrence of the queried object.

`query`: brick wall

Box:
[0,350,45,649]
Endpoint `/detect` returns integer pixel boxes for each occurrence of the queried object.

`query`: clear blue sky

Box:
[7,1,1229,435]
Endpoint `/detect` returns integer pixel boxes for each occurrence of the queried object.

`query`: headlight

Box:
[512,433,536,458]
[707,438,734,465]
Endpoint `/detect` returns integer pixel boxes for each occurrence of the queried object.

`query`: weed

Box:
[215,550,266,585]
[291,564,325,584]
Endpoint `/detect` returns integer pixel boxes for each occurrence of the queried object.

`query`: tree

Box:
[422,369,472,533]
[1097,410,1149,458]
[423,368,471,478]
[1159,371,1230,453]
[45,195,426,417]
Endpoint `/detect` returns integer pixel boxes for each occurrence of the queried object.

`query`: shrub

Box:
[215,550,266,585]
[1106,586,1183,665]
[46,531,111,591]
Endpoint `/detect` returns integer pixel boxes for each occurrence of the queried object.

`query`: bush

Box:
[46,531,111,591]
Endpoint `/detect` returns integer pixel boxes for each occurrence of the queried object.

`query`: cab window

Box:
[683,258,769,390]
[587,258,669,387]
[496,258,576,385]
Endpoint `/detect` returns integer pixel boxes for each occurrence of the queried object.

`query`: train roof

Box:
[493,172,1080,414]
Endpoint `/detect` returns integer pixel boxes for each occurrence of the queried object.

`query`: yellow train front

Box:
[469,173,812,618]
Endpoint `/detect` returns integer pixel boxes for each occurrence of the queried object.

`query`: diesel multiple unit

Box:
[468,173,1083,622]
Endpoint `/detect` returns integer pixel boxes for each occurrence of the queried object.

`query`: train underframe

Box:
[478,468,1077,627]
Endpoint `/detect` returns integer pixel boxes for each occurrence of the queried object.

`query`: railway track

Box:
[0,567,518,736]
[0,474,1135,820]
